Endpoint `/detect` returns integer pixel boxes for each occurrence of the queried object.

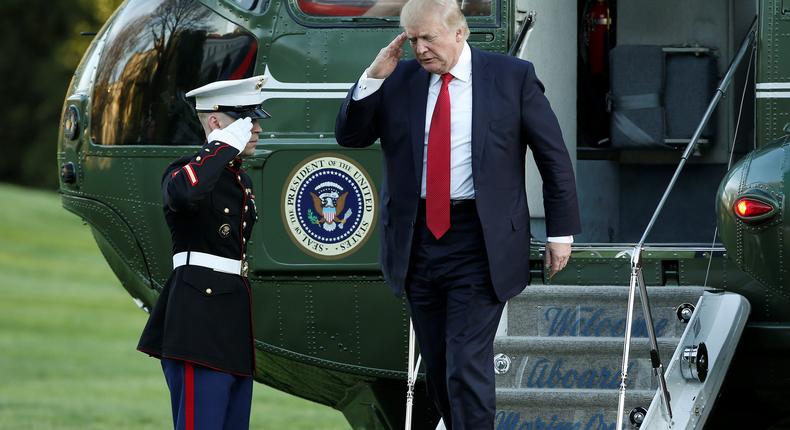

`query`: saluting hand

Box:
[223,117,253,144]
[207,117,253,153]
[368,32,407,79]
[545,242,572,280]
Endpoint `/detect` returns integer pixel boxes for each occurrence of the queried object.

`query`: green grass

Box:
[0,184,349,429]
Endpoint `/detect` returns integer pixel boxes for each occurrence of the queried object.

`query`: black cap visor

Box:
[201,105,271,119]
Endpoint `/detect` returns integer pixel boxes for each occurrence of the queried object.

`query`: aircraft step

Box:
[506,284,709,338]
[494,336,677,391]
[495,388,656,430]
[491,285,705,428]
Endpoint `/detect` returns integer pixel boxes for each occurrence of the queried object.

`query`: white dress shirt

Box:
[352,42,572,244]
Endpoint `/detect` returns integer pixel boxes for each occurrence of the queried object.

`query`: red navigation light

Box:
[734,198,774,219]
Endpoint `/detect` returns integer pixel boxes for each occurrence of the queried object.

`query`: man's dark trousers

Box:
[406,200,506,430]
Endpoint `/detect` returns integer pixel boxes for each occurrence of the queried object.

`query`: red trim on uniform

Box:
[183,164,198,186]
[176,144,231,187]
[172,170,180,178]
[136,347,253,377]
[185,362,195,430]
[234,172,257,374]
[189,143,231,168]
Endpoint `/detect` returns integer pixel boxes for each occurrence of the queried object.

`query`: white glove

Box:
[207,117,252,153]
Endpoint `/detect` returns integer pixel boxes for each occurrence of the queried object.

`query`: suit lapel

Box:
[409,67,430,190]
[471,48,492,182]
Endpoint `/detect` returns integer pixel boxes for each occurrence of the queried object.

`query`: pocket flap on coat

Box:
[180,266,237,296]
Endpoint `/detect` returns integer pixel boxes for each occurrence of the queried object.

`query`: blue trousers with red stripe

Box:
[161,358,253,430]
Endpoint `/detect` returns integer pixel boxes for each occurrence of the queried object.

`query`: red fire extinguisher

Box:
[586,0,611,78]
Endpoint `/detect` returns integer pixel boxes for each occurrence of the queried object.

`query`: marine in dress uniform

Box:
[137,75,271,430]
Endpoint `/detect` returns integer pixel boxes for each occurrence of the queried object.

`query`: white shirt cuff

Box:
[547,235,573,244]
[352,68,385,100]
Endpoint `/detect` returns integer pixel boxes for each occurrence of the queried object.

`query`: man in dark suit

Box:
[335,0,581,428]
[138,75,269,429]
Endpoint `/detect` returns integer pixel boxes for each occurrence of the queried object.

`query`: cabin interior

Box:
[523,0,758,245]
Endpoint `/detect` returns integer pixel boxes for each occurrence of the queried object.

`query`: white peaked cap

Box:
[186,75,271,119]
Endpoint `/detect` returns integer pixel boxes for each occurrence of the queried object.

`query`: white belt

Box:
[173,251,247,276]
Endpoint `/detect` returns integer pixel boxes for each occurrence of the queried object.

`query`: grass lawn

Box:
[0,183,349,429]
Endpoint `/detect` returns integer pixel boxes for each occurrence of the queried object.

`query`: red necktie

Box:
[426,73,453,240]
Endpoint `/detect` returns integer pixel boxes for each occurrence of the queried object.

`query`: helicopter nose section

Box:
[716,139,789,289]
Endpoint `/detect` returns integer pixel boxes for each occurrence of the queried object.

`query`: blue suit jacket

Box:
[336,47,580,302]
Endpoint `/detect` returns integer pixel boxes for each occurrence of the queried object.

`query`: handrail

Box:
[616,16,757,429]
[508,10,536,57]
[636,17,757,249]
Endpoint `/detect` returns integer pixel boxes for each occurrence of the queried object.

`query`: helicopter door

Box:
[573,0,757,244]
[638,291,750,429]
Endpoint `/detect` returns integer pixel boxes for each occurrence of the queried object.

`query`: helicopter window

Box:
[91,0,258,146]
[295,0,491,18]
[234,0,258,9]
[230,0,269,13]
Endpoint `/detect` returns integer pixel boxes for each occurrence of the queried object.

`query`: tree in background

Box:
[0,0,122,189]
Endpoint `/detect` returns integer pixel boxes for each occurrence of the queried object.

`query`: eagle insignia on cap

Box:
[255,77,266,91]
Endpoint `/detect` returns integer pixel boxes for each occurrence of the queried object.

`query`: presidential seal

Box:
[283,154,377,259]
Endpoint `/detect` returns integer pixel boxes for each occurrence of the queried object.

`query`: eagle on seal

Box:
[311,191,349,232]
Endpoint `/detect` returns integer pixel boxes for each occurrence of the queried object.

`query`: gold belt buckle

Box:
[241,259,249,277]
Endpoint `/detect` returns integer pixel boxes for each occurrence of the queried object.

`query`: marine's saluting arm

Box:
[163,117,253,212]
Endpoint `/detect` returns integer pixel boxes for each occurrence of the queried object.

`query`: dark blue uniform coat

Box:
[138,139,257,376]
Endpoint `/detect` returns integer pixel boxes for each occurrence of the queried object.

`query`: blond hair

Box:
[400,0,469,39]
[197,111,236,136]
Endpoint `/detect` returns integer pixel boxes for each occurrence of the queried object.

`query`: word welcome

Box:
[544,306,669,337]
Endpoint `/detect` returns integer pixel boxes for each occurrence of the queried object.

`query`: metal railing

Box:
[508,10,537,58]
[615,17,757,429]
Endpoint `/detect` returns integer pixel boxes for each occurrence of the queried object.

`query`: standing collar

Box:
[430,42,472,86]
[227,157,243,171]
